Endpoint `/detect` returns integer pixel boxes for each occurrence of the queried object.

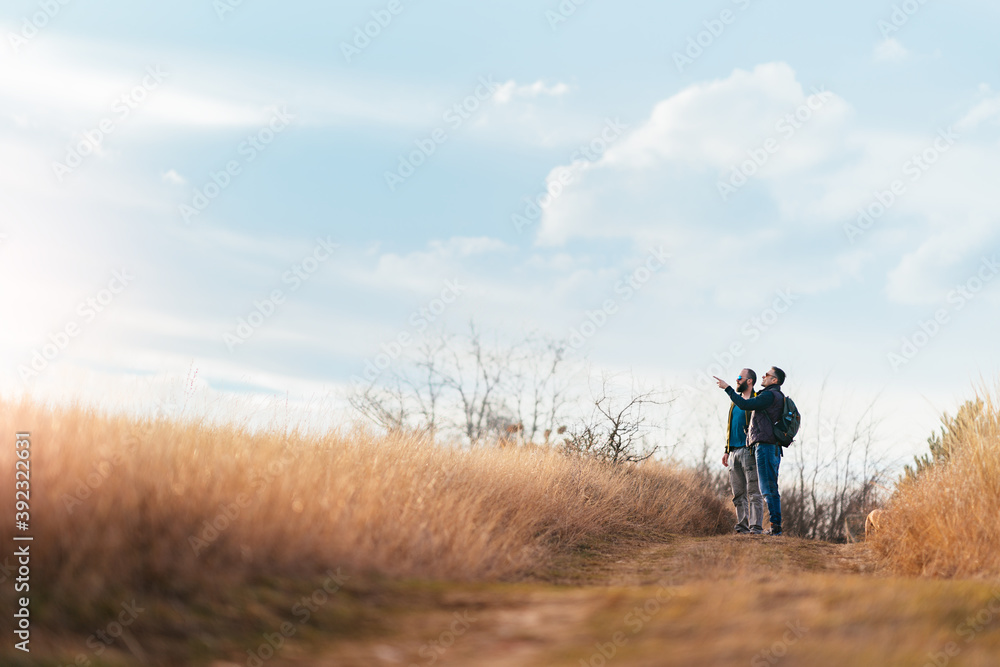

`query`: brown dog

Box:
[865,509,885,540]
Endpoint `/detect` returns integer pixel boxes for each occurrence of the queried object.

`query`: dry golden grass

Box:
[12,394,1000,666]
[0,398,730,637]
[871,384,1000,578]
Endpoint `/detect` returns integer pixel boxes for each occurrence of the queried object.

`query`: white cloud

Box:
[467,78,596,148]
[874,38,910,63]
[536,62,855,246]
[0,25,461,132]
[526,62,1000,310]
[884,214,1000,305]
[0,50,265,128]
[957,86,1000,131]
[494,80,571,104]
[161,169,186,185]
[356,236,512,294]
[599,63,838,169]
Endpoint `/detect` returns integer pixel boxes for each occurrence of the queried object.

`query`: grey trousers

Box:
[730,447,763,533]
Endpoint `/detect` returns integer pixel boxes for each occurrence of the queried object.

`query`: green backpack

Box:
[772,396,801,446]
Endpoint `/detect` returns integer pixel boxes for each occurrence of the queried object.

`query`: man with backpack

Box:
[722,369,764,535]
[714,367,791,536]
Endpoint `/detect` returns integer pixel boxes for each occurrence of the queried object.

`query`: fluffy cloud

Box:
[536,63,855,245]
[494,80,571,104]
[531,62,1000,308]
[957,85,1000,131]
[874,38,910,63]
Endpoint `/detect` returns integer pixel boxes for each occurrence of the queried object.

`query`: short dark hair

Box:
[744,369,757,383]
[771,367,786,386]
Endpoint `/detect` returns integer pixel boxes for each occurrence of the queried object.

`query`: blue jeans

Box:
[755,444,782,530]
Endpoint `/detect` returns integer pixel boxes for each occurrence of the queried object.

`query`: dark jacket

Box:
[725,384,785,446]
[725,390,755,453]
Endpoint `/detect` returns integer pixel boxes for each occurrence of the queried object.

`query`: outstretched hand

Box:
[713,376,730,390]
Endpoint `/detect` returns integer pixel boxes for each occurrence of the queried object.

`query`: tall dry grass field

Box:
[871,384,1000,578]
[0,398,730,646]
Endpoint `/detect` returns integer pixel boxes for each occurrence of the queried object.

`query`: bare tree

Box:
[348,375,410,433]
[562,374,664,464]
[408,336,450,436]
[781,384,890,542]
[507,334,573,444]
[348,322,576,446]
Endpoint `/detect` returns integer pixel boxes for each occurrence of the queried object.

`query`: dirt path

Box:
[243,535,1000,667]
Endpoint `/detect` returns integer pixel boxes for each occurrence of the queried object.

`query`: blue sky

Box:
[2,0,999,462]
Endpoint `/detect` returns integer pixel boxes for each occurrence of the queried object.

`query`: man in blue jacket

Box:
[714,367,787,536]
[722,368,763,534]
